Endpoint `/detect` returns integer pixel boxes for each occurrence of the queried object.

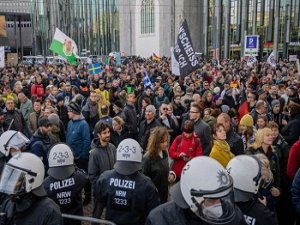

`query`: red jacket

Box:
[31,83,44,99]
[169,134,203,178]
[287,140,300,180]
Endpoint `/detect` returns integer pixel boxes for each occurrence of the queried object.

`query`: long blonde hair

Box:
[250,127,272,149]
[145,127,169,157]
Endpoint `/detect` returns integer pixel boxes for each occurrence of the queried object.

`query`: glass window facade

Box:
[141,0,155,34]
[32,0,119,56]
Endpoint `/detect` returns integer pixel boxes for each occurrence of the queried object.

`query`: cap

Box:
[67,101,82,115]
[213,87,221,95]
[271,99,280,108]
[240,114,254,127]
[145,105,156,114]
[38,117,52,127]
[114,139,143,176]
[221,105,230,113]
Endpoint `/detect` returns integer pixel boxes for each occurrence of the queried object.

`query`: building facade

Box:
[0,0,33,56]
[119,0,300,59]
[32,0,120,56]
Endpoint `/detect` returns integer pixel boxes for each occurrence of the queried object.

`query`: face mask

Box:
[202,203,223,218]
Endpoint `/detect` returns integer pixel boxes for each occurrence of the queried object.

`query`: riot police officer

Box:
[94,138,160,225]
[43,143,88,225]
[0,152,63,225]
[226,155,278,225]
[146,156,247,225]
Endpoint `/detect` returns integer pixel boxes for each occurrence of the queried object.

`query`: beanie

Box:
[67,101,82,115]
[240,114,254,127]
[271,99,280,108]
[48,113,60,126]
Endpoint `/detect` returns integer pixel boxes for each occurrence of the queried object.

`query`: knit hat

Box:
[221,105,230,113]
[257,89,265,95]
[56,95,64,103]
[48,113,60,126]
[38,117,52,127]
[271,99,280,108]
[67,101,82,115]
[213,94,222,102]
[145,105,156,114]
[240,114,254,127]
[213,87,221,95]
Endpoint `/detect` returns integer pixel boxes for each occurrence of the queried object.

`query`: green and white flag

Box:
[50,28,78,65]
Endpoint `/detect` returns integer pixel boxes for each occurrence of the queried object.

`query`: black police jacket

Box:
[0,196,63,225]
[94,169,160,225]
[43,169,88,225]
[146,201,247,225]
[237,200,278,225]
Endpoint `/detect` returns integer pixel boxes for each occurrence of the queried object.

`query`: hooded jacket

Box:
[88,138,116,187]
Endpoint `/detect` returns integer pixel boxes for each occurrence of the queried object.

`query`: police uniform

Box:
[43,168,88,225]
[237,200,278,225]
[94,169,160,225]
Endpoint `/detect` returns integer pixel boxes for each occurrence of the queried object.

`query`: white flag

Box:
[247,56,257,68]
[171,47,180,76]
[0,46,4,68]
[267,51,276,67]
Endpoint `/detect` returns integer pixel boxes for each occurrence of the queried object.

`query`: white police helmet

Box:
[180,156,235,224]
[114,138,143,175]
[226,155,262,202]
[0,153,46,196]
[0,130,29,156]
[47,143,75,180]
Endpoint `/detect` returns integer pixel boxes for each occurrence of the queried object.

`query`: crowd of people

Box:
[0,55,300,224]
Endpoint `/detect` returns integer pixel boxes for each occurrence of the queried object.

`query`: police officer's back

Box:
[0,153,63,225]
[94,138,160,225]
[146,156,247,225]
[227,155,278,225]
[43,143,88,225]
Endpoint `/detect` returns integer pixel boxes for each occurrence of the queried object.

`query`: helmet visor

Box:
[195,193,236,225]
[0,165,27,195]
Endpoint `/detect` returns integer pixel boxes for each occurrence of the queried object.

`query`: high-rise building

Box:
[32,0,120,56]
[119,0,300,59]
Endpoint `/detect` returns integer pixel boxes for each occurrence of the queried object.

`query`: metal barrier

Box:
[62,214,116,225]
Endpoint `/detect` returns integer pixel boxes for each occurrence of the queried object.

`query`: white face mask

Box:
[202,203,223,218]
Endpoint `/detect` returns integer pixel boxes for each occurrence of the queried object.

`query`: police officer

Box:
[146,156,247,225]
[0,130,30,170]
[94,138,160,225]
[43,144,88,225]
[0,152,63,225]
[226,155,278,225]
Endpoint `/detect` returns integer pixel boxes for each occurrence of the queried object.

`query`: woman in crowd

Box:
[110,116,128,147]
[209,123,234,167]
[203,108,216,129]
[201,90,215,109]
[238,114,255,151]
[142,127,174,203]
[246,128,281,207]
[256,114,268,130]
[168,120,202,181]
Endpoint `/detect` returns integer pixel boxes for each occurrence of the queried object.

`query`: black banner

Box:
[173,19,199,78]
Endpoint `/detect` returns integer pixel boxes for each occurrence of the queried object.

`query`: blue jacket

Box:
[66,116,91,160]
[292,168,300,215]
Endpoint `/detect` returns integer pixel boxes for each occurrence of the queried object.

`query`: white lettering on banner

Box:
[49,177,75,191]
[115,190,127,197]
[244,215,256,225]
[57,191,71,199]
[177,25,198,67]
[109,178,136,189]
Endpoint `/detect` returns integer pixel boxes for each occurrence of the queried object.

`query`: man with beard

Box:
[29,117,53,170]
[88,122,116,219]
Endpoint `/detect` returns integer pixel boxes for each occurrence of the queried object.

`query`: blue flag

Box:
[88,63,102,75]
[144,71,153,90]
[116,52,121,66]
